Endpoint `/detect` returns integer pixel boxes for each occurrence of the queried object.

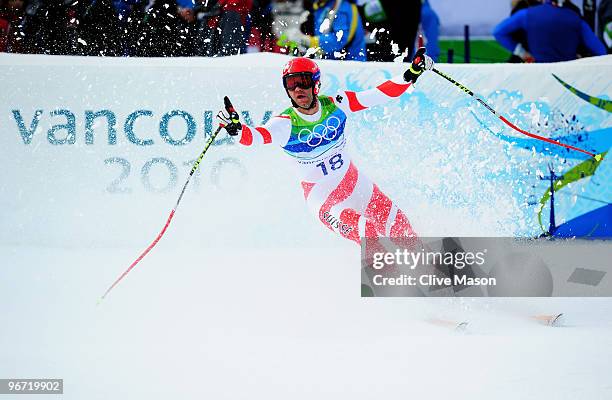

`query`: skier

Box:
[218,48,434,245]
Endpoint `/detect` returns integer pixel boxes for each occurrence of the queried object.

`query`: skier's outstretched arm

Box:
[219,110,292,148]
[333,47,434,114]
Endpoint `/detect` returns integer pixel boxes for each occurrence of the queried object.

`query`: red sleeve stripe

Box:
[376,80,412,98]
[277,115,291,119]
[239,125,253,146]
[255,127,272,144]
[345,91,368,112]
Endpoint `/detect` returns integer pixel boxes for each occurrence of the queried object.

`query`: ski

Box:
[426,318,470,332]
[425,313,564,333]
[531,313,565,327]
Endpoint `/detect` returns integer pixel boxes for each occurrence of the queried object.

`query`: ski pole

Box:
[432,68,602,161]
[100,99,233,301]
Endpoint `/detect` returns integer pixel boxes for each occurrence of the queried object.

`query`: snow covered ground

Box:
[1,53,611,399]
[2,245,612,399]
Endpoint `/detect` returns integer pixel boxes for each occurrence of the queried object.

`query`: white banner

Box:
[1,53,611,247]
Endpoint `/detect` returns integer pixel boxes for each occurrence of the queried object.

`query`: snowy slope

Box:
[1,53,611,399]
[2,246,612,400]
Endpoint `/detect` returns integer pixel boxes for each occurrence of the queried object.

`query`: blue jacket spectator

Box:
[176,0,194,8]
[314,0,365,60]
[286,0,366,61]
[421,0,439,62]
[493,1,606,62]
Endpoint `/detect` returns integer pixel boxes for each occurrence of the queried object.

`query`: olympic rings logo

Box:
[297,116,343,147]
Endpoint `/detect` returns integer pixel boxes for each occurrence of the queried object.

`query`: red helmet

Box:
[282,57,321,95]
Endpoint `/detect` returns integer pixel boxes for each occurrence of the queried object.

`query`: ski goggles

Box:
[283,73,315,91]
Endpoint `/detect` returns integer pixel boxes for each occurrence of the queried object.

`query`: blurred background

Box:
[0,0,610,63]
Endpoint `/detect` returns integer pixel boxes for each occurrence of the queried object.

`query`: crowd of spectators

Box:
[0,0,438,61]
[0,0,254,56]
[1,0,609,62]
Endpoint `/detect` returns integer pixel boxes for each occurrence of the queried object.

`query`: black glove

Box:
[218,96,242,136]
[403,47,434,83]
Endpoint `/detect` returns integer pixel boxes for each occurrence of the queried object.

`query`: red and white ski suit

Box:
[234,75,418,244]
